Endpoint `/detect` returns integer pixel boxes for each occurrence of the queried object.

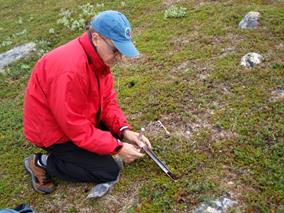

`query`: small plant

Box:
[70,18,86,31]
[0,30,28,48]
[57,9,72,28]
[164,5,187,19]
[20,64,30,70]
[1,37,12,47]
[48,28,55,34]
[56,4,99,32]
[35,40,51,56]
[96,3,104,8]
[12,29,27,38]
[79,3,96,17]
[272,63,283,69]
[17,17,23,24]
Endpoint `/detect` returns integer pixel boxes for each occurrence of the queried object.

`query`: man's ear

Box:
[91,33,99,46]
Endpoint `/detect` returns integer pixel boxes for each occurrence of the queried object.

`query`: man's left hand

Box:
[123,129,152,149]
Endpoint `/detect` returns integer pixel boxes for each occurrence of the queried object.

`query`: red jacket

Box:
[24,32,130,155]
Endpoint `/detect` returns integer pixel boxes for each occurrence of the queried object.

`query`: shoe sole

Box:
[24,155,54,194]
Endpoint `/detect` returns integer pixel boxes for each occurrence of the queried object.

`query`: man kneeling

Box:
[23,10,151,194]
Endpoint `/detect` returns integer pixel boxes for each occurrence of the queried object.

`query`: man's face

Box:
[91,33,123,66]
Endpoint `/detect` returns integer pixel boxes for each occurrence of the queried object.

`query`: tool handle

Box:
[138,128,145,143]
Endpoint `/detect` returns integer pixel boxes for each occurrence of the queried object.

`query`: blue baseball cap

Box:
[91,10,139,57]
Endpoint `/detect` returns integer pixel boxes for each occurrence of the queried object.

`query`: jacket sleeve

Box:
[47,71,123,155]
[101,73,132,138]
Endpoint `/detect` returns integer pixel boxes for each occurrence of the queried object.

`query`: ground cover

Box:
[0,0,283,212]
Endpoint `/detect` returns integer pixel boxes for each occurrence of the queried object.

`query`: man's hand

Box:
[118,142,144,163]
[123,129,152,149]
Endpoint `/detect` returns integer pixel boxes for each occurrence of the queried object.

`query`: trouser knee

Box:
[96,163,120,183]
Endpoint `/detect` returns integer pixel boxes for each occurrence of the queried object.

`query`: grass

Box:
[0,0,284,212]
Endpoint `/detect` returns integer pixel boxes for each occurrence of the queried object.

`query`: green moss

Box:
[0,0,284,211]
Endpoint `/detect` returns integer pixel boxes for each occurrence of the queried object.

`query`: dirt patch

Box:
[163,0,186,6]
[97,181,142,213]
[210,128,237,142]
[169,31,199,47]
[211,165,261,210]
[115,53,162,72]
[212,33,245,46]
[31,177,143,212]
[145,111,236,147]
[169,59,215,83]
[270,88,284,102]
[193,0,221,10]
[168,30,200,54]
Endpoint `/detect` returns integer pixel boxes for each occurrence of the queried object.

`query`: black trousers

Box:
[43,142,120,184]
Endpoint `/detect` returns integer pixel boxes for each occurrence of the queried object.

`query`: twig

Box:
[157,120,170,135]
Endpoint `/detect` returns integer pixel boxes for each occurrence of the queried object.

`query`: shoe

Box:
[113,155,124,170]
[24,154,55,194]
[87,175,120,199]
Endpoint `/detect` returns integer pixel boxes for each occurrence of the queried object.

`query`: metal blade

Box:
[142,145,177,181]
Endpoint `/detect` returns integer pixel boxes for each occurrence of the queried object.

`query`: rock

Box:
[206,206,219,213]
[0,42,36,71]
[227,181,234,185]
[194,196,237,213]
[275,43,284,50]
[239,11,260,29]
[198,73,209,81]
[222,198,237,209]
[271,89,284,100]
[272,89,284,97]
[240,52,263,67]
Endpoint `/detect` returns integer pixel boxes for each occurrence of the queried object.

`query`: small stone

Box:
[276,43,284,49]
[222,47,234,53]
[199,74,209,80]
[240,52,263,67]
[271,89,284,100]
[239,11,260,29]
[272,89,284,96]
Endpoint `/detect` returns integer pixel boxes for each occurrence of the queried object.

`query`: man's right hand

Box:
[118,142,144,164]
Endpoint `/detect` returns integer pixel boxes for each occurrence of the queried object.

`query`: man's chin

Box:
[105,60,116,67]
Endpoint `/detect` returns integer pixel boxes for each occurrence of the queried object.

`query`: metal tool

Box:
[138,128,177,181]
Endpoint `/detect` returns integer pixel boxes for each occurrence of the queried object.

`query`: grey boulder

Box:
[240,52,264,68]
[0,42,36,70]
[239,11,260,29]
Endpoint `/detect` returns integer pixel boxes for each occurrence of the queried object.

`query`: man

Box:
[23,10,151,194]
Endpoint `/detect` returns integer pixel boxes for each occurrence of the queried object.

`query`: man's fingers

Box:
[144,141,152,149]
[129,145,145,158]
[133,150,145,158]
[119,142,145,164]
[136,140,145,148]
[142,136,152,149]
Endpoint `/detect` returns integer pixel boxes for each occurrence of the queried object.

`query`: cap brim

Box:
[113,40,139,57]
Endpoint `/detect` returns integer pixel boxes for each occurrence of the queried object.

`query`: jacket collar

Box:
[78,32,110,74]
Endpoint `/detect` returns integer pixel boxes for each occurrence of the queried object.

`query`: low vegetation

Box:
[0,0,283,212]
